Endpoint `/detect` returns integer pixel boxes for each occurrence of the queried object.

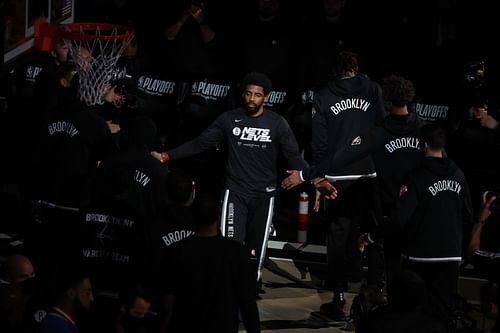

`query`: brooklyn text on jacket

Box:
[428,179,461,196]
[330,98,370,115]
[48,121,79,137]
[162,230,194,246]
[384,137,420,153]
[84,213,135,227]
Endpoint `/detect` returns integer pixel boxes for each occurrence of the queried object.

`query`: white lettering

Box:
[240,127,272,142]
[330,98,370,115]
[428,179,461,196]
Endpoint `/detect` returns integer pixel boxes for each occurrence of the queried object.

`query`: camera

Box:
[464,60,485,89]
[485,191,500,210]
[109,77,138,109]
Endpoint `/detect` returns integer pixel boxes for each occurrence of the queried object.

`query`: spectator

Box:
[468,190,500,332]
[115,284,158,333]
[39,267,94,333]
[0,254,36,333]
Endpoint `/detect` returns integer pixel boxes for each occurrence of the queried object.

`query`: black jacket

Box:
[167,107,308,195]
[392,157,473,262]
[306,113,425,209]
[311,74,386,180]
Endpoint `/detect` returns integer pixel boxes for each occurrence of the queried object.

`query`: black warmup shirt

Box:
[167,107,307,195]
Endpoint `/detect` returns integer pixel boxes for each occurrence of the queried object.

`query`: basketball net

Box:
[35,20,135,106]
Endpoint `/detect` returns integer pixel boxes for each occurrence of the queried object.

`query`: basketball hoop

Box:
[35,20,135,106]
[62,23,135,106]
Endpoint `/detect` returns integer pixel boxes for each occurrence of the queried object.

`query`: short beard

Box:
[245,106,259,116]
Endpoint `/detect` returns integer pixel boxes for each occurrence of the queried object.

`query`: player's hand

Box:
[106,121,121,134]
[281,170,302,189]
[478,113,499,130]
[313,189,322,212]
[358,233,371,253]
[190,3,205,24]
[151,151,162,161]
[312,177,338,200]
[478,191,497,223]
[104,84,125,108]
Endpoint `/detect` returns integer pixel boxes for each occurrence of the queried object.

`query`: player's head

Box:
[332,51,358,78]
[51,38,70,65]
[420,123,446,152]
[382,74,415,111]
[241,72,272,115]
[193,193,220,227]
[123,36,138,59]
[70,47,93,72]
[165,169,195,207]
[56,62,78,88]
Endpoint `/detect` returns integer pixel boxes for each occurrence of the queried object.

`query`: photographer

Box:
[471,106,500,138]
[468,190,500,333]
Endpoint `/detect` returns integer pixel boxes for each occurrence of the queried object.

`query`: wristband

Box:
[160,152,169,163]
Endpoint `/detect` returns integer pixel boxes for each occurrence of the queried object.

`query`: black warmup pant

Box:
[324,178,379,293]
[220,189,274,281]
[405,260,460,326]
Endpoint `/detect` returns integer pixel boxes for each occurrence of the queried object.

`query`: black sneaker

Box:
[319,301,349,322]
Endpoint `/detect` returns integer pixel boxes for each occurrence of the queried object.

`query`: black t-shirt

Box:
[158,234,260,333]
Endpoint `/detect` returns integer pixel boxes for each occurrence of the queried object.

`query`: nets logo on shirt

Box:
[232,127,272,142]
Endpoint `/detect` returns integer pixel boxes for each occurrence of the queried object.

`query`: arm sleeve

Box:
[167,116,225,160]
[95,118,119,160]
[390,176,418,226]
[371,83,387,125]
[311,95,328,164]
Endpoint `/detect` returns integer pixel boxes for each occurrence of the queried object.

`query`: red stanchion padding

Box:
[297,192,309,243]
[34,16,61,52]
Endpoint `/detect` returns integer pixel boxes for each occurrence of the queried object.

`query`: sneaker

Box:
[319,301,349,322]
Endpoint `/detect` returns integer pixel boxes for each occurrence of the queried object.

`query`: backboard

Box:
[3,0,75,65]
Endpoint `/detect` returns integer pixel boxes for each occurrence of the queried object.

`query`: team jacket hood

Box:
[381,113,422,137]
[328,75,374,99]
[421,156,458,178]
